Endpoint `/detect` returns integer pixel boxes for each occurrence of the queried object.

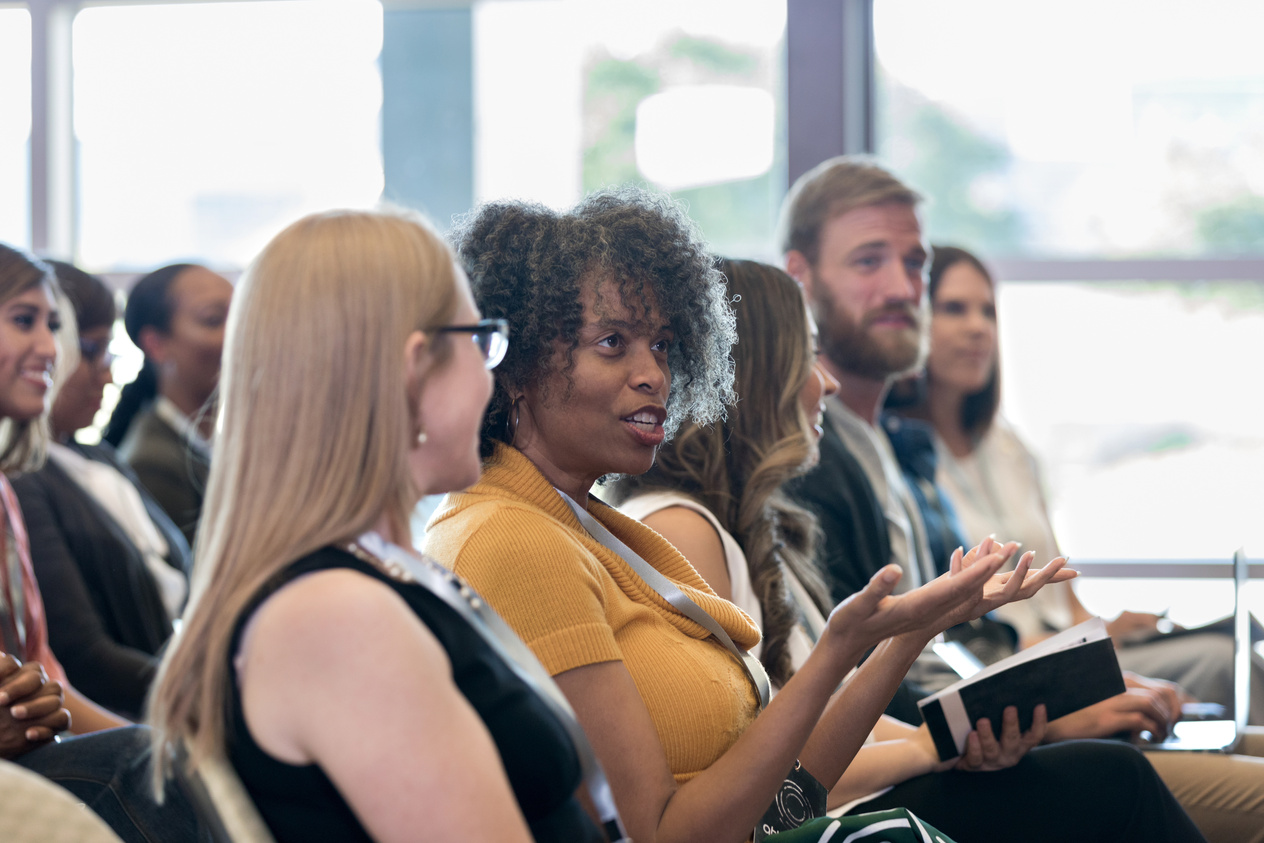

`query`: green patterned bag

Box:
[762,808,957,843]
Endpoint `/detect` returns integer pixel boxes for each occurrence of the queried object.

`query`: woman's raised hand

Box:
[942,537,1076,628]
[824,547,1007,651]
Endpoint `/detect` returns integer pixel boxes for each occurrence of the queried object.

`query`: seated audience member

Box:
[12,261,189,718]
[611,257,1205,842]
[102,263,233,545]
[424,191,1080,843]
[148,209,607,842]
[0,243,131,736]
[0,247,201,843]
[895,243,1264,724]
[780,157,1264,843]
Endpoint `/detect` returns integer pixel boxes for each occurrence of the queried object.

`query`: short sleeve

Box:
[446,506,622,676]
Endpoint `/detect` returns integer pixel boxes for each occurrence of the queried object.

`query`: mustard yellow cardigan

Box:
[424,443,762,783]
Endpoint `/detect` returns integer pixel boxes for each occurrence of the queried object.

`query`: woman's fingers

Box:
[999,553,1032,602]
[828,564,903,633]
[1025,704,1049,748]
[958,732,983,770]
[975,715,1000,764]
[10,682,65,720]
[0,662,48,706]
[1014,557,1072,600]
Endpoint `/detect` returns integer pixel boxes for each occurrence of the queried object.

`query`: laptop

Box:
[1138,547,1250,754]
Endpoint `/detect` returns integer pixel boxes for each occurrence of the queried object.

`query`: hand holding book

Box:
[918,618,1126,761]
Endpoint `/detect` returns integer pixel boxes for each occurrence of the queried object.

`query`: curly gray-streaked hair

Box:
[452,186,737,458]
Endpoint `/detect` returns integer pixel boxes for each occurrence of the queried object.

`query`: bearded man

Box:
[780,158,938,602]
[778,156,1264,843]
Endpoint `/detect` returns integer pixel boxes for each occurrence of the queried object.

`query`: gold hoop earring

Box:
[506,397,521,447]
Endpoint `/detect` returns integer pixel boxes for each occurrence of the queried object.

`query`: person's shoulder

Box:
[985,418,1039,463]
[118,409,183,464]
[432,498,601,582]
[616,489,704,522]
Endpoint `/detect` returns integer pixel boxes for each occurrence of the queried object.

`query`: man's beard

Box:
[812,286,928,381]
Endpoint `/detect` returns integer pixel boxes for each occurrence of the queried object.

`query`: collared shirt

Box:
[824,396,936,590]
[154,396,212,459]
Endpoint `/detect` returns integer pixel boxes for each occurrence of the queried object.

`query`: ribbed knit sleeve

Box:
[425,445,762,782]
[439,502,620,675]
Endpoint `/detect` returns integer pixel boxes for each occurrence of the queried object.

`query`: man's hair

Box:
[777,156,922,265]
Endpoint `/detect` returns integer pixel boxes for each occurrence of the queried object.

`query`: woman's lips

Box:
[20,368,52,390]
[622,408,666,446]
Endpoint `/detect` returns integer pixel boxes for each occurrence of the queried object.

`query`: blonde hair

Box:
[0,244,60,474]
[147,208,460,789]
[777,156,922,265]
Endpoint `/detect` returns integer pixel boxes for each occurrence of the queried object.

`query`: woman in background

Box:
[898,243,1264,842]
[907,245,1263,715]
[611,257,1203,843]
[148,209,605,842]
[0,244,127,738]
[103,263,232,546]
[12,261,189,718]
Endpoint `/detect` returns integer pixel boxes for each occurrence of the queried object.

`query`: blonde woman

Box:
[147,210,606,842]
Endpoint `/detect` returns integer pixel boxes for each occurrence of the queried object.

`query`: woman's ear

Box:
[403,329,431,389]
[137,325,170,365]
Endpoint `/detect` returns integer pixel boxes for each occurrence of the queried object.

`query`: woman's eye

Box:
[48,318,62,333]
[652,338,671,353]
[12,314,34,329]
[597,334,621,348]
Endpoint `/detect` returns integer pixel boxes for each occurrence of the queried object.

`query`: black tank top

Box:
[226,546,603,842]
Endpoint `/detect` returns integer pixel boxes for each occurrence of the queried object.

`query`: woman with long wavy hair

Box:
[609,257,1207,842]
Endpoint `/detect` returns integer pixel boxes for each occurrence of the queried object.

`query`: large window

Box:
[0,9,31,247]
[874,0,1264,621]
[473,0,787,258]
[875,0,1264,260]
[73,0,384,270]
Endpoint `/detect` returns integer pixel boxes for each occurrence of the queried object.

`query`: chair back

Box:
[177,744,277,843]
[0,759,126,843]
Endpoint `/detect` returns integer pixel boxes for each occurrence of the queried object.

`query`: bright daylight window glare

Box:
[875,0,1264,623]
[876,0,1264,259]
[472,0,786,258]
[0,9,31,248]
[73,0,385,271]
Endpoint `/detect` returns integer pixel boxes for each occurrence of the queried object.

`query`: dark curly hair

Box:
[452,187,737,458]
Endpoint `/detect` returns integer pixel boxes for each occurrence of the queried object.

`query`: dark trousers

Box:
[16,725,208,843]
[850,739,1206,843]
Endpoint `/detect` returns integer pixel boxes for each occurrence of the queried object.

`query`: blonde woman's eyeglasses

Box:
[435,318,510,369]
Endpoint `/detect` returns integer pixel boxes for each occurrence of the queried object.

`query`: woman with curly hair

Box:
[423,189,1068,843]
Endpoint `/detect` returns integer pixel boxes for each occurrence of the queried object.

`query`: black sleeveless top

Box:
[226,546,603,842]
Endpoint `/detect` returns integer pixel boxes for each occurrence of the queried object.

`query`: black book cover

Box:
[919,637,1125,761]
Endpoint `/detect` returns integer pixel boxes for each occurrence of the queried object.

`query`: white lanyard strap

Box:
[558,491,772,710]
[348,534,629,843]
